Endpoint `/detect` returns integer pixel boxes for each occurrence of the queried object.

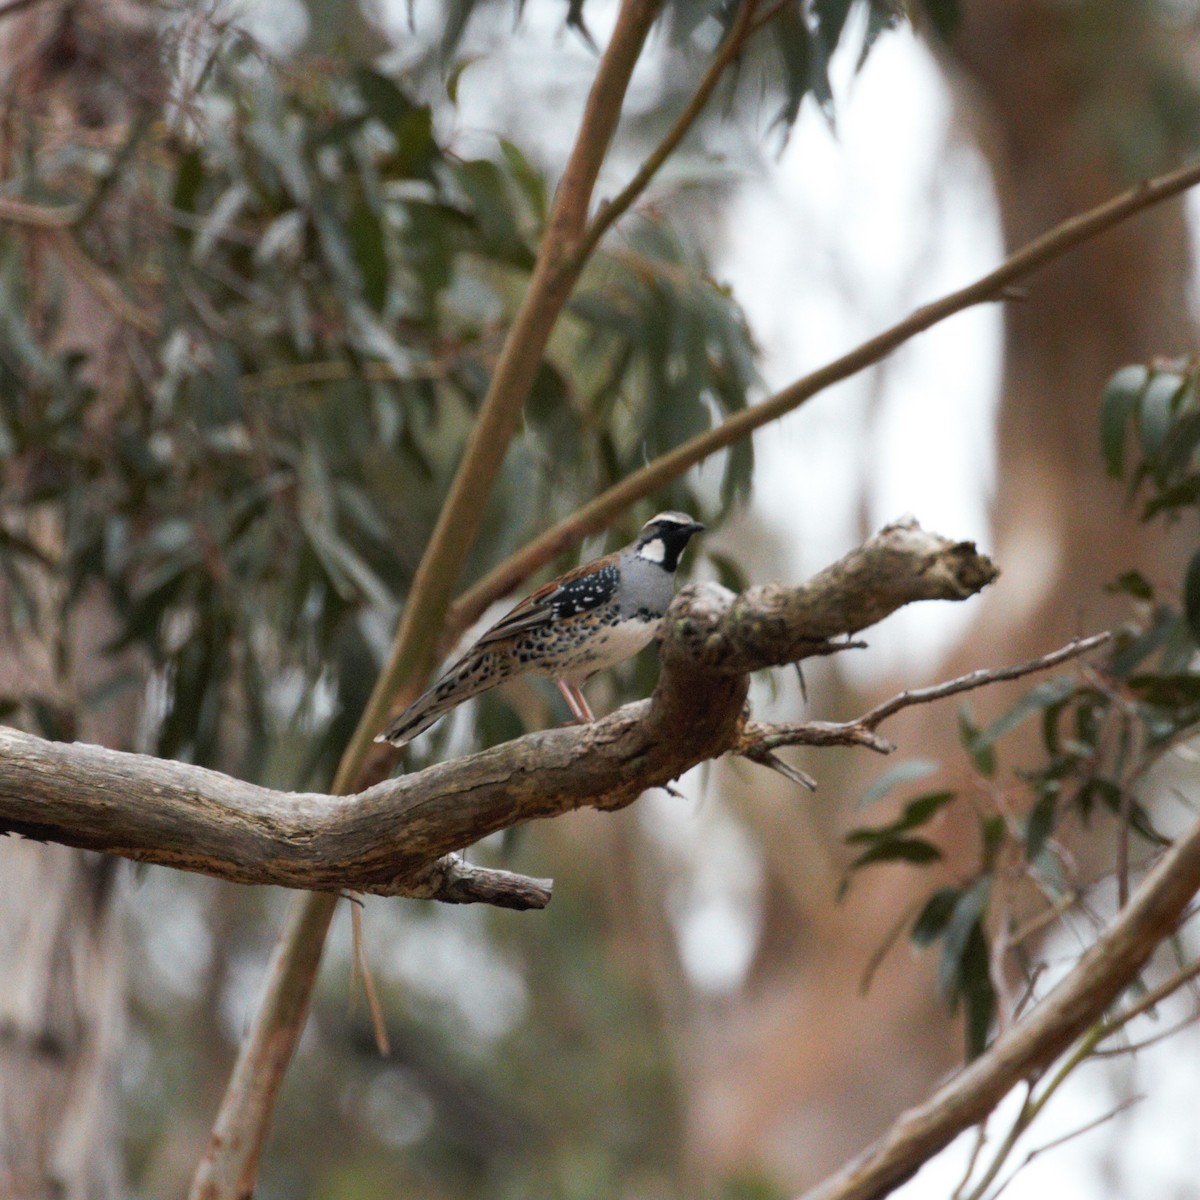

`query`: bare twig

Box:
[348,901,390,1056]
[960,1080,1037,1200]
[1096,952,1200,1040]
[950,1119,990,1200]
[854,634,1110,731]
[563,0,768,274]
[51,230,158,335]
[739,633,1109,765]
[987,1095,1141,1200]
[0,197,81,227]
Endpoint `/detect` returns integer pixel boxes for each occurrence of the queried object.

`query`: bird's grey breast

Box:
[617,550,676,621]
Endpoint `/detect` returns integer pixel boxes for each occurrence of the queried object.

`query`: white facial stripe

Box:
[638,537,666,564]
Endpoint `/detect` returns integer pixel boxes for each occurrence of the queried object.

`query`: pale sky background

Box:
[219,0,1200,1194]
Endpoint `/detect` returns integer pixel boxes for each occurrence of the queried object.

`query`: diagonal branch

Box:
[797,812,1200,1200]
[449,157,1200,642]
[189,1,668,1195]
[562,0,768,276]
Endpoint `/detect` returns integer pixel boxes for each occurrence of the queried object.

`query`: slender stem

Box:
[1096,952,1200,1038]
[562,0,766,276]
[0,197,81,226]
[451,158,1200,638]
[987,1096,1141,1200]
[960,1082,1036,1200]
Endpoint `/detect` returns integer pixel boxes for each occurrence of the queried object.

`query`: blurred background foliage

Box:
[6,0,1200,1197]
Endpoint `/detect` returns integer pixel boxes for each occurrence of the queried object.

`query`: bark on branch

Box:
[0,519,994,902]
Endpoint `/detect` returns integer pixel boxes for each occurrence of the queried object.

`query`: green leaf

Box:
[499,138,547,225]
[980,812,1006,872]
[1100,364,1148,477]
[1025,792,1056,859]
[1142,472,1200,520]
[982,676,1078,745]
[453,158,532,266]
[937,878,991,1000]
[846,791,955,844]
[920,0,960,39]
[1127,671,1200,709]
[911,887,961,947]
[958,707,996,777]
[720,433,754,512]
[1110,607,1177,677]
[354,69,437,180]
[848,837,943,873]
[1156,403,1200,479]
[171,149,205,249]
[348,199,388,312]
[859,758,938,808]
[1139,371,1187,462]
[705,551,748,595]
[858,1,901,70]
[770,5,813,134]
[814,0,853,54]
[1185,548,1200,644]
[961,924,997,1059]
[1106,570,1155,601]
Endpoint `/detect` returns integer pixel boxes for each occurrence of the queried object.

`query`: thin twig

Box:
[563,0,768,275]
[986,1096,1142,1200]
[349,899,390,1056]
[740,633,1110,760]
[960,1081,1037,1200]
[51,230,158,335]
[855,633,1111,731]
[0,197,81,227]
[950,1119,990,1200]
[1092,1011,1200,1058]
[1096,953,1200,1040]
[858,894,924,996]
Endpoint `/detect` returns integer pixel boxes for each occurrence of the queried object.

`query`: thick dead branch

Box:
[0,520,994,898]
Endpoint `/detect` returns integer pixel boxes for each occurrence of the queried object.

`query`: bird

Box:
[375,511,706,747]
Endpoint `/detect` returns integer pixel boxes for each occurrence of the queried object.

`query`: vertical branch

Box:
[188,1,666,1195]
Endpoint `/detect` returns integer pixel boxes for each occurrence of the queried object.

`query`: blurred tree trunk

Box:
[0,846,125,1200]
[0,2,162,1195]
[686,0,1197,1187]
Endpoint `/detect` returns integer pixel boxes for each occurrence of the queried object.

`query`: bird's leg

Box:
[556,678,595,724]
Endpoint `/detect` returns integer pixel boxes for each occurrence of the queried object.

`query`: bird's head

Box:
[633,511,706,572]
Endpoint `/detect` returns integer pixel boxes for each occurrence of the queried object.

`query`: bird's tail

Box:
[374,648,510,747]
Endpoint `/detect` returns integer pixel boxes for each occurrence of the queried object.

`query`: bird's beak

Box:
[690,521,706,535]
